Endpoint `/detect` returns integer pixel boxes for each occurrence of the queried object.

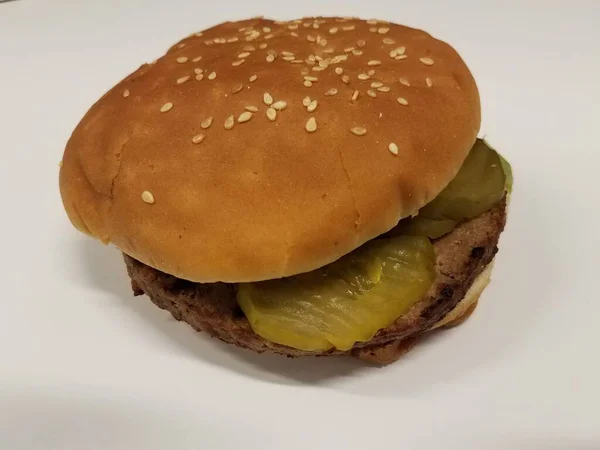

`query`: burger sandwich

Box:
[59,17,512,365]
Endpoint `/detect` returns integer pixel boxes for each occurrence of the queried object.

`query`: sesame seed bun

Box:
[59,16,480,282]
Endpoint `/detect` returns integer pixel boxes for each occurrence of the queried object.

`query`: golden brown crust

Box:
[61,16,480,282]
[123,199,505,364]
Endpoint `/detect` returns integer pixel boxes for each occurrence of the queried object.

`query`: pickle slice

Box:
[237,236,436,351]
[397,139,509,238]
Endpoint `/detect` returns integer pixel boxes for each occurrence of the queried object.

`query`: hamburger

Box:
[59,16,512,365]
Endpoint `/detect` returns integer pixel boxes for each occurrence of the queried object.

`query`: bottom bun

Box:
[125,200,506,365]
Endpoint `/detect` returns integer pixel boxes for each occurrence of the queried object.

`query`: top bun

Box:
[60,16,480,282]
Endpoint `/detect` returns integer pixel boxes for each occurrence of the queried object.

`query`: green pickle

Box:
[237,140,513,351]
[237,236,436,351]
[396,139,509,238]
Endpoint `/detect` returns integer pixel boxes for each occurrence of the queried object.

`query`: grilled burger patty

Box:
[125,199,506,364]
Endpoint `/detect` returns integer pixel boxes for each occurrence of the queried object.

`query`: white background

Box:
[1,1,599,449]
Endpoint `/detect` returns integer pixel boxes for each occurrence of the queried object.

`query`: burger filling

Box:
[237,140,512,352]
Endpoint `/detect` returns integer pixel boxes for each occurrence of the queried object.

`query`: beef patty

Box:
[125,199,506,364]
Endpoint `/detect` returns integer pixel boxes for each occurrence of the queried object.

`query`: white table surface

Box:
[1,1,599,449]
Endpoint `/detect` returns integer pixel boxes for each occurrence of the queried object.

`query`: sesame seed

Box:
[232,83,243,93]
[266,107,277,121]
[176,56,188,63]
[272,100,288,110]
[350,127,367,136]
[378,27,390,34]
[281,51,295,57]
[305,117,317,133]
[331,55,348,64]
[307,99,318,112]
[342,75,350,84]
[176,76,190,84]
[228,37,239,43]
[141,191,155,204]
[388,143,399,155]
[194,68,203,74]
[399,77,411,87]
[390,46,406,58]
[307,35,316,42]
[313,23,319,29]
[160,102,173,113]
[319,39,328,47]
[192,56,203,62]
[304,80,313,87]
[352,90,359,101]
[367,90,377,98]
[383,38,395,45]
[366,19,378,25]
[301,68,310,75]
[426,77,433,87]
[397,97,409,106]
[192,134,205,144]
[243,45,256,52]
[249,74,258,82]
[369,27,377,33]
[329,27,338,34]
[304,75,318,82]
[245,106,259,112]
[238,111,253,123]
[368,69,376,76]
[357,40,366,48]
[224,115,235,129]
[335,67,344,75]
[302,96,311,107]
[263,93,273,105]
[266,54,275,62]
[263,27,271,33]
[312,66,326,72]
[259,43,268,49]
[232,59,245,66]
[342,25,355,31]
[201,117,213,129]
[378,86,391,92]
[282,55,295,61]
[419,57,435,66]
[122,89,130,98]
[291,32,299,37]
[325,88,338,96]
[195,74,204,81]
[353,49,363,56]
[371,81,383,88]
[58,160,63,168]
[358,73,370,80]
[288,24,298,30]
[368,60,382,66]
[195,32,204,37]
[208,71,217,80]
[396,54,408,60]
[238,52,251,58]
